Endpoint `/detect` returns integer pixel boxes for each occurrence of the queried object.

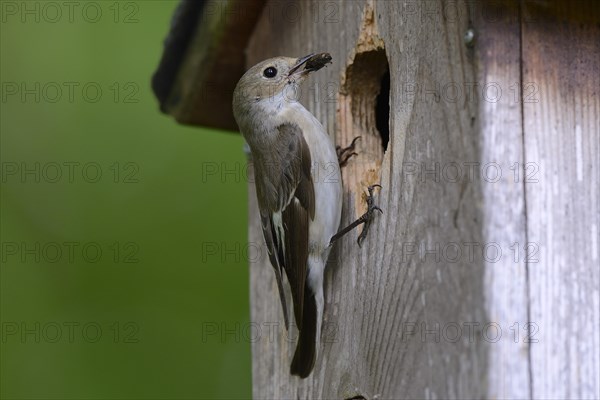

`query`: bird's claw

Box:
[328,184,383,247]
[337,136,361,167]
[357,184,383,247]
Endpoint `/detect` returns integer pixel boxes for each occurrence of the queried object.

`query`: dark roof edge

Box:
[151,0,206,112]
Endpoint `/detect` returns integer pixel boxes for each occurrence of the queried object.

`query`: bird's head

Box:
[232,53,332,124]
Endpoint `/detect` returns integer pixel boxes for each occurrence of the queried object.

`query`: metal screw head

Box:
[464,28,475,47]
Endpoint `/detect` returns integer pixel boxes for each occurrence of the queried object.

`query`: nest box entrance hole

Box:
[376,69,390,151]
[343,49,390,163]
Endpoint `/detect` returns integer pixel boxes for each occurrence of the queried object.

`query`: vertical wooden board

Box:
[521,1,600,399]
[374,1,486,398]
[245,1,367,398]
[246,0,487,397]
[473,2,531,399]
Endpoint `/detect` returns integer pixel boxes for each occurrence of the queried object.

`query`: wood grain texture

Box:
[473,2,531,399]
[247,1,486,397]
[521,1,600,399]
[244,0,599,398]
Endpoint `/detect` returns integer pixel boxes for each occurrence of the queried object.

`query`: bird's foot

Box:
[336,136,361,167]
[357,184,383,247]
[329,184,383,247]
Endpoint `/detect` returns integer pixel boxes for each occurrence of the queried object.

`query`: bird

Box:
[232,53,380,378]
[232,53,340,378]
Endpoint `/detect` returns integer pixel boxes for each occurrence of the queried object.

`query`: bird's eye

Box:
[263,67,277,78]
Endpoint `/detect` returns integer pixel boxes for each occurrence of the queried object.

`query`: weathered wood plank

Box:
[521,1,600,399]
[247,1,488,397]
[473,2,531,398]
[244,0,599,398]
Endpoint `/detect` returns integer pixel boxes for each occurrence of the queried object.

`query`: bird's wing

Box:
[260,213,290,328]
[254,123,315,330]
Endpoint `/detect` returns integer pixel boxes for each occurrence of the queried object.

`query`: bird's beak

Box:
[288,53,332,78]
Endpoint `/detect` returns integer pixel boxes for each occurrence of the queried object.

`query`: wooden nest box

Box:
[152,1,599,398]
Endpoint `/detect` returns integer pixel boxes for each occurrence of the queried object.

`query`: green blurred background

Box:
[1,1,251,398]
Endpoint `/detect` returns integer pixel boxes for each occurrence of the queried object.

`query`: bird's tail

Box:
[290,283,322,378]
